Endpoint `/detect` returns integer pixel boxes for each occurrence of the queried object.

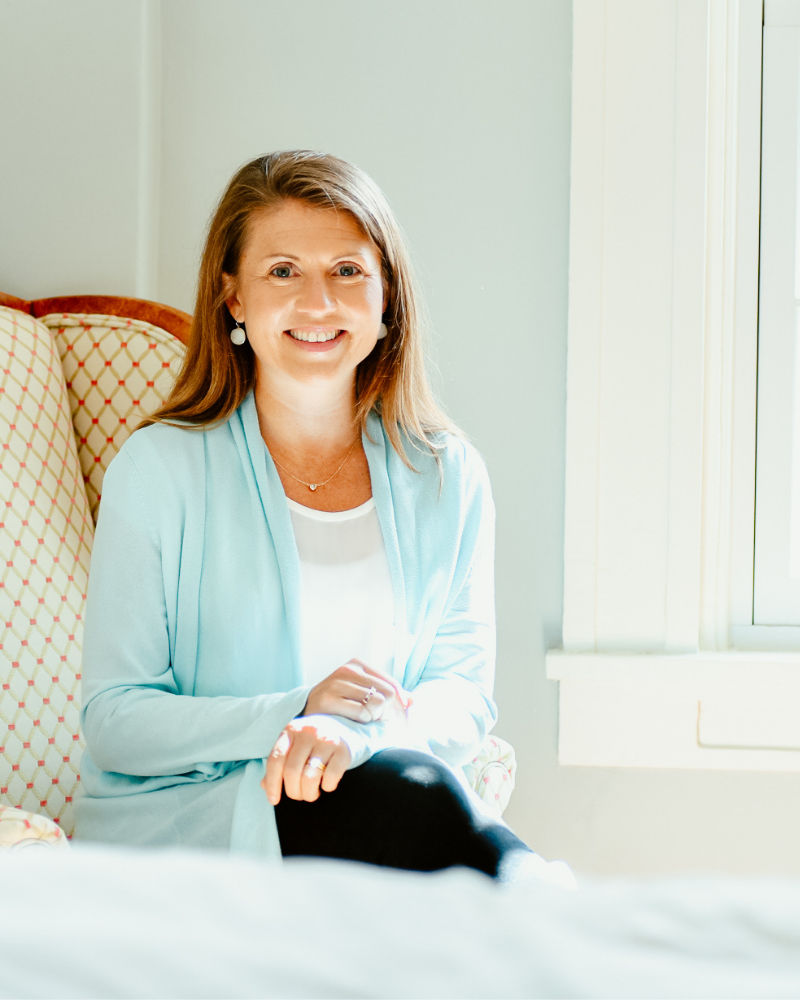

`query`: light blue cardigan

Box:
[75,391,497,858]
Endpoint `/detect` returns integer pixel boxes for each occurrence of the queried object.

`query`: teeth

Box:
[289,329,341,342]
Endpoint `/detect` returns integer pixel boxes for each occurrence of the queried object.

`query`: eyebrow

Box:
[259,247,371,261]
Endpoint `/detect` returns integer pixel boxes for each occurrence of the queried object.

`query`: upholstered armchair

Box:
[0,294,515,844]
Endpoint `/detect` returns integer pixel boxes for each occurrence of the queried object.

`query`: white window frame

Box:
[546,0,800,770]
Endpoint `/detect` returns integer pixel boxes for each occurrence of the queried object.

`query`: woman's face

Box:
[226,198,387,392]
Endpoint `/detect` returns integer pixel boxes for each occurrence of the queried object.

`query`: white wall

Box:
[0,0,143,298]
[4,0,796,877]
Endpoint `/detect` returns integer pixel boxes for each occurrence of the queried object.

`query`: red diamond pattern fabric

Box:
[0,307,92,837]
[40,313,186,523]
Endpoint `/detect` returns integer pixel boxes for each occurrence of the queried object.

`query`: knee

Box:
[366,749,468,813]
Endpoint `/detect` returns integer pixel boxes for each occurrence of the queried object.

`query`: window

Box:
[754,0,800,624]
[547,0,800,770]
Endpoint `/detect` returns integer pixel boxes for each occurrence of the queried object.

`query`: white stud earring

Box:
[377,322,388,340]
[231,320,247,346]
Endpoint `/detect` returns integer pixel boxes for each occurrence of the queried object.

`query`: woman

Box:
[75,151,556,883]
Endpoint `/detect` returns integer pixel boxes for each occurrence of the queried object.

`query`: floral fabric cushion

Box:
[0,307,92,837]
[0,802,69,849]
[462,736,516,818]
[39,313,186,523]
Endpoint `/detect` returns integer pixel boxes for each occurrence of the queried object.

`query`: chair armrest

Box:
[0,805,70,851]
[462,736,516,818]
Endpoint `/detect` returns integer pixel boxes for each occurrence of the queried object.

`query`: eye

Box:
[337,264,361,277]
[270,265,293,278]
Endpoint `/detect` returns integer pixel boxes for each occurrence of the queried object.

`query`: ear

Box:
[222,273,242,322]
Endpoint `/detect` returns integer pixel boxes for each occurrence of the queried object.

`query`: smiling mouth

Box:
[286,329,345,343]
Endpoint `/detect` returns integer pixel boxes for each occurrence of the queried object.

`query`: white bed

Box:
[3,845,800,999]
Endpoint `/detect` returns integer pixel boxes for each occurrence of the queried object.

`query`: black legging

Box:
[274,748,536,882]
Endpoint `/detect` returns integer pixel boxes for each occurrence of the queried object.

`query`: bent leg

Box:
[274,748,535,881]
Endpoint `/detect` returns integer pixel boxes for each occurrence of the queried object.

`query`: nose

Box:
[294,272,337,317]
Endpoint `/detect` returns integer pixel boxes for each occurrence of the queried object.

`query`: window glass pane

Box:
[754,1,800,622]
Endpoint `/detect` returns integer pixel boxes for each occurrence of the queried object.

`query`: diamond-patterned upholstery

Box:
[0,307,92,836]
[39,314,186,523]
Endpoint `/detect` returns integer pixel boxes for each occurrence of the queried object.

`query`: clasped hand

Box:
[262,659,412,805]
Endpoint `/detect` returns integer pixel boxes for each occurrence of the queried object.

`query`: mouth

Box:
[285,329,346,343]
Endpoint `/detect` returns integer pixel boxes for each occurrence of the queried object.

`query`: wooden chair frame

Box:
[0,293,191,346]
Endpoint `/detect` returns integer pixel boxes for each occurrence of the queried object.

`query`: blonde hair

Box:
[140,150,461,469]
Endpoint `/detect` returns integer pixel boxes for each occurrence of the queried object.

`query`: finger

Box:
[352,661,409,705]
[333,664,394,698]
[338,672,397,708]
[323,697,383,723]
[281,729,318,801]
[334,662,376,685]
[320,741,351,793]
[360,675,411,718]
[333,685,387,723]
[263,729,292,805]
[359,687,387,722]
[335,665,408,713]
[337,682,388,721]
[299,747,336,802]
[346,657,391,681]
[311,680,389,722]
[336,679,394,703]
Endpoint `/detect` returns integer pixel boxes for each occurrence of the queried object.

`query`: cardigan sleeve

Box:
[402,505,497,765]
[80,449,310,779]
[319,443,498,771]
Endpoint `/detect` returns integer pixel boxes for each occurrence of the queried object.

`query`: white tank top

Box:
[286,496,395,688]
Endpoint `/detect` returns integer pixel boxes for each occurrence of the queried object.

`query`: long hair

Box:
[140,150,461,469]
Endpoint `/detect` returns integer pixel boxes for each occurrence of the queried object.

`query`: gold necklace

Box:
[269,438,359,491]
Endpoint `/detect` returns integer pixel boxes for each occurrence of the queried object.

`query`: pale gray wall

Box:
[3,0,798,877]
[0,0,142,298]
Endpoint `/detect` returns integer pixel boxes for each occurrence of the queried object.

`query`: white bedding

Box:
[3,845,800,999]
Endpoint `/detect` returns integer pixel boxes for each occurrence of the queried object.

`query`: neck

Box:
[253,368,359,458]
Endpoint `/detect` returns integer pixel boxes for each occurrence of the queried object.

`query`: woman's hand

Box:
[262,717,351,805]
[302,658,412,724]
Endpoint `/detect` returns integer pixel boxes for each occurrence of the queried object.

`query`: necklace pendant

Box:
[309,484,317,491]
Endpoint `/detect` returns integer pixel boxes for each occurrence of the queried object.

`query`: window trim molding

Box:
[705,0,763,643]
[546,0,800,769]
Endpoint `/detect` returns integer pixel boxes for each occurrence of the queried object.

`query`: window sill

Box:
[546,650,800,771]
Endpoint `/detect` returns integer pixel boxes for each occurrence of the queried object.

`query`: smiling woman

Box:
[142,152,445,474]
[74,151,567,885]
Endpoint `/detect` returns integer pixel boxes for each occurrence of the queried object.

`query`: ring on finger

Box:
[305,756,327,773]
[362,686,378,706]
